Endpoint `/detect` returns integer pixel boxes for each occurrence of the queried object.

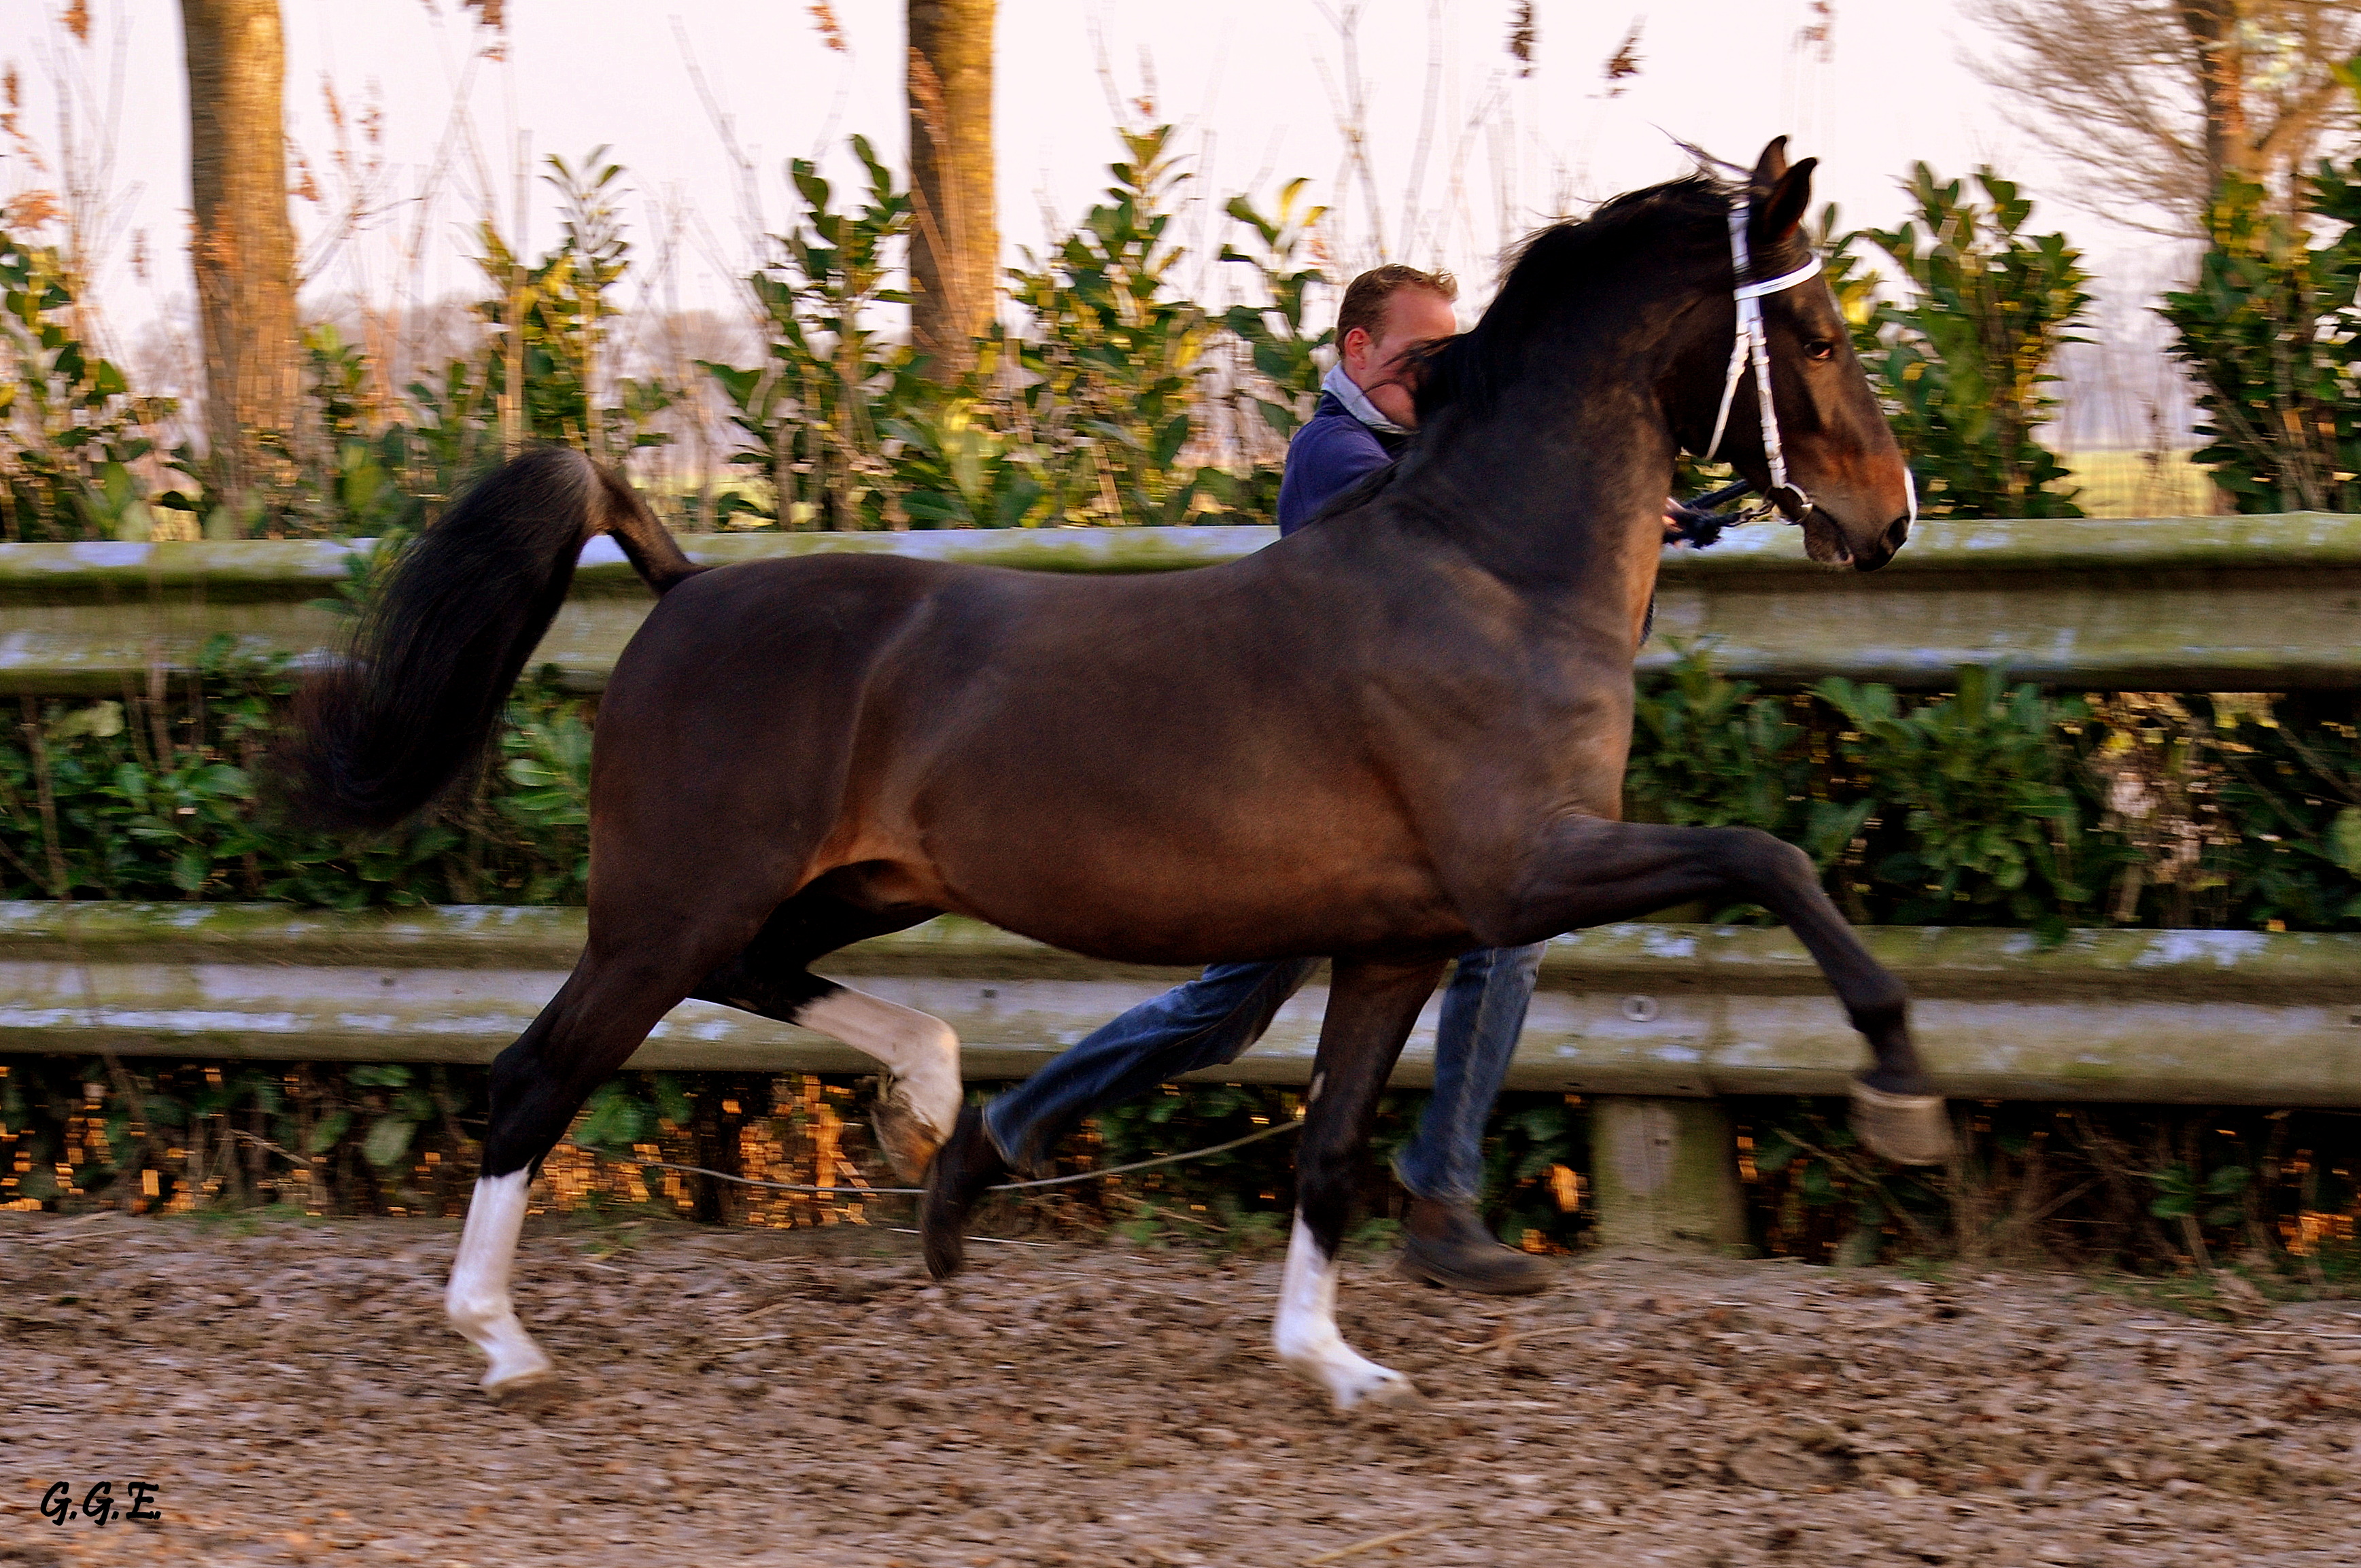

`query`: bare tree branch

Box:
[1966,0,2361,237]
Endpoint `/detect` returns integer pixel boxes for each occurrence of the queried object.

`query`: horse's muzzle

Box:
[1799,506,1910,571]
[1849,510,1913,572]
[1800,508,1855,567]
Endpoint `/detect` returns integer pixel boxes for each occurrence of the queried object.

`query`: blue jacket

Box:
[1275,392,1409,534]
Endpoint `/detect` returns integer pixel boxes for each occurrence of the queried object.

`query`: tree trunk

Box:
[181,0,300,526]
[907,0,997,382]
[2179,0,2250,204]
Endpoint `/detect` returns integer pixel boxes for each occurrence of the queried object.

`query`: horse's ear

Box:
[1749,137,1791,192]
[1750,153,1817,250]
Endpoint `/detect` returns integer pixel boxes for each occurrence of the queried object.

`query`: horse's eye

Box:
[1805,339,1836,362]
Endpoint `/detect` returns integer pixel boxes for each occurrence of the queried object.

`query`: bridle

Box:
[1668,191,1916,550]
[1701,201,1824,521]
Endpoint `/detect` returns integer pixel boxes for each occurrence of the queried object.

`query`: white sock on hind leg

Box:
[797,986,961,1143]
[446,1170,554,1391]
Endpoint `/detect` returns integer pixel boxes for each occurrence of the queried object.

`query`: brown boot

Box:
[919,1104,1007,1281]
[1397,1196,1552,1295]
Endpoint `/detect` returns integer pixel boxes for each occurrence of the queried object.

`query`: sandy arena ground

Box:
[5,1210,2360,1567]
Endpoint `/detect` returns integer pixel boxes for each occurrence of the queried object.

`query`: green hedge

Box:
[1,641,593,907]
[9,644,2354,932]
[12,1054,2361,1292]
[1626,652,2361,935]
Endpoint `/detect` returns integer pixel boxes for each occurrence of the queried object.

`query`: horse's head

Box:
[1676,139,1914,572]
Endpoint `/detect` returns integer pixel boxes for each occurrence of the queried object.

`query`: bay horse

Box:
[283,141,1945,1415]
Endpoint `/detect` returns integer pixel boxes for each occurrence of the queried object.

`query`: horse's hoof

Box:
[1850,1079,1952,1166]
[484,1369,566,1415]
[1281,1346,1424,1415]
[1336,1369,1422,1415]
[872,1093,944,1186]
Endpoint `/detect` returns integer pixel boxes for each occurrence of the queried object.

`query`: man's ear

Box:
[1339,325,1370,362]
[1748,140,1816,251]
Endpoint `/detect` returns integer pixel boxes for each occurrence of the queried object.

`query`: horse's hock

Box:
[1589,1097,1751,1255]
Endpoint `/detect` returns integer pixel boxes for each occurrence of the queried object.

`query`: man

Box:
[1275,264,1453,530]
[923,265,1553,1295]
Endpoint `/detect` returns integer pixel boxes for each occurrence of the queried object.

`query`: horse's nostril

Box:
[1884,513,1912,550]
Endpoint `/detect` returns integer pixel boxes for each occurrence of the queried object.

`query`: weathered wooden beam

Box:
[5,515,2358,694]
[1587,1098,1752,1255]
[5,904,2357,1105]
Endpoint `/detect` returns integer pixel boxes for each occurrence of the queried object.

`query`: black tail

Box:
[281,447,701,832]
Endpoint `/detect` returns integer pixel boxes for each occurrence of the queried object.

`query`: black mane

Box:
[1296,173,1741,532]
[1412,174,1736,424]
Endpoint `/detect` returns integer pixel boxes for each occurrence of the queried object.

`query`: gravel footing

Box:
[5,1210,2360,1566]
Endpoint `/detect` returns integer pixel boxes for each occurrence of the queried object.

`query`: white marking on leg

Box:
[1272,1213,1418,1413]
[798,985,961,1144]
[445,1170,554,1392]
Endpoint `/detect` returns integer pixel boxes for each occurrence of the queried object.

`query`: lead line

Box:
[556,1115,1304,1198]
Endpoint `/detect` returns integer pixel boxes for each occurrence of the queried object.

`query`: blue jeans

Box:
[981,943,1547,1206]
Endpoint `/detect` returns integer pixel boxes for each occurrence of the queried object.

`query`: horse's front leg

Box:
[1497,816,1950,1165]
[1275,955,1450,1413]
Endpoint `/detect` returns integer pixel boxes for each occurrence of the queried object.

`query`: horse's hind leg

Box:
[449,909,766,1394]
[1274,955,1448,1414]
[689,890,959,1182]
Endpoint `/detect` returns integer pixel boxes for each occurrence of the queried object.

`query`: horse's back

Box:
[610,545,1317,704]
[583,541,1434,943]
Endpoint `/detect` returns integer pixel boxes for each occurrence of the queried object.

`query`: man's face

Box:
[1339,288,1458,428]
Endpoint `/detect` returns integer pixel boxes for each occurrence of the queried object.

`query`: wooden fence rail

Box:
[7,511,2358,1242]
[6,513,2360,695]
[7,903,2358,1249]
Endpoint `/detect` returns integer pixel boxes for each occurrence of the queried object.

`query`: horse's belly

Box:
[913,798,1466,964]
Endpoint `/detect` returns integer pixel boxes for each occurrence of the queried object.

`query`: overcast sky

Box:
[2,0,2184,436]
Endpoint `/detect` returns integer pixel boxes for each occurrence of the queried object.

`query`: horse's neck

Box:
[1394,338,1680,621]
